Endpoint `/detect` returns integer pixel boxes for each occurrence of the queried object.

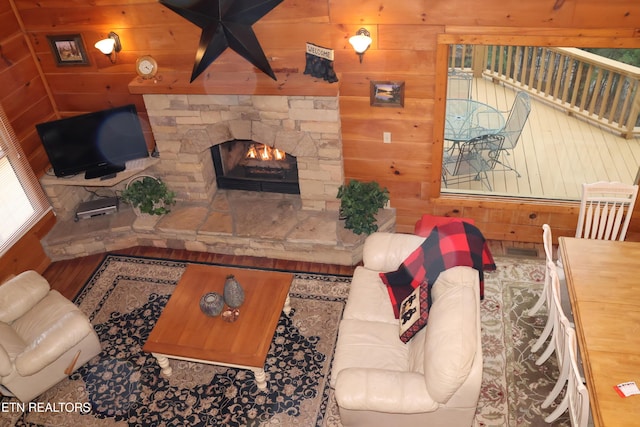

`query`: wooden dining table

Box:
[559,237,640,427]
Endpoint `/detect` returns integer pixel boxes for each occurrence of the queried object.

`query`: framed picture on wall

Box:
[370,81,405,107]
[47,34,89,66]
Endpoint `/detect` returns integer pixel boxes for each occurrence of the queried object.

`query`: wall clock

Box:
[136,55,158,79]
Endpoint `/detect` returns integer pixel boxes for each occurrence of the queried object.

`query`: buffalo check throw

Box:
[380,221,495,318]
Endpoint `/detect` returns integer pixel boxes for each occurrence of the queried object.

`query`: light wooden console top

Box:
[40,157,159,187]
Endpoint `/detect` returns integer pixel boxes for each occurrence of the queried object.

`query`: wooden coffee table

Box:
[143,264,293,390]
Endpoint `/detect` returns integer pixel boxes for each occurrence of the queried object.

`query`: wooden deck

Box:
[442,77,640,200]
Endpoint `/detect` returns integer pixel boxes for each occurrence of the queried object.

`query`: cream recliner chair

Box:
[0,270,101,402]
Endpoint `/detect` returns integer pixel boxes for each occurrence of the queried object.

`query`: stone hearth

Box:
[42,190,395,265]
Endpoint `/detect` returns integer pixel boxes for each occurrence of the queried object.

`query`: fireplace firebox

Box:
[211,139,300,194]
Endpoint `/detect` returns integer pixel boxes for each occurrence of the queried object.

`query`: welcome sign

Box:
[304,42,338,83]
[305,42,334,61]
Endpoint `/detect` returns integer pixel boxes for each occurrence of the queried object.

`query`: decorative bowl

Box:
[199,292,224,317]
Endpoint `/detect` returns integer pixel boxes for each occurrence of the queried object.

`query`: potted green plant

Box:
[121,175,176,216]
[337,179,390,235]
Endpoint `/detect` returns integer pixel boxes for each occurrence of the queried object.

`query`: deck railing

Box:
[450,45,640,138]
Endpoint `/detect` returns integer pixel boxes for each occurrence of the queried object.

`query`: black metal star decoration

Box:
[159,0,283,82]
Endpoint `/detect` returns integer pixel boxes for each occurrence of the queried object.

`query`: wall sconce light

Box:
[94,31,122,63]
[349,28,372,63]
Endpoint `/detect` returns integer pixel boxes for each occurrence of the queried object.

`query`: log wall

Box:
[2,0,640,274]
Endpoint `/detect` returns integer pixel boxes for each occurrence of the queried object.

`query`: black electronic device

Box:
[36,104,149,180]
[74,197,119,221]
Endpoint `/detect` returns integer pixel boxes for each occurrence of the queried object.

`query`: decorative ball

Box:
[223,274,245,308]
[199,292,224,317]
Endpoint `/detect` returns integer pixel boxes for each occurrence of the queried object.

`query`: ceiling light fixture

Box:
[94,31,122,63]
[349,28,372,63]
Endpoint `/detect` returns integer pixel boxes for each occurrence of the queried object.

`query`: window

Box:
[438,40,640,201]
[0,107,51,255]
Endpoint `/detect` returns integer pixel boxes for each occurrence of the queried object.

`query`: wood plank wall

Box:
[0,0,55,277]
[2,0,640,275]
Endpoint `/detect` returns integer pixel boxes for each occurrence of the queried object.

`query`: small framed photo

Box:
[370,81,405,108]
[47,34,89,66]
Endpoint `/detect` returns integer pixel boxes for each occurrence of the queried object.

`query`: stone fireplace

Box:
[143,94,344,212]
[210,139,300,194]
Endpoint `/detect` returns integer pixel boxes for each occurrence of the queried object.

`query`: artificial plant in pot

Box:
[337,179,390,235]
[121,175,176,216]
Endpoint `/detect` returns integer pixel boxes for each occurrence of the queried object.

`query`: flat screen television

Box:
[36,104,149,179]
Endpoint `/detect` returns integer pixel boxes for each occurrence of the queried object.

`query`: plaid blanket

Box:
[379,221,495,318]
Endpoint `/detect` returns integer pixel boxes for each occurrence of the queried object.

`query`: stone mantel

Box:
[128,72,341,96]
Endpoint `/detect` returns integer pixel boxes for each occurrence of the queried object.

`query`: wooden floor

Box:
[443,77,640,200]
[42,240,538,302]
[43,247,359,301]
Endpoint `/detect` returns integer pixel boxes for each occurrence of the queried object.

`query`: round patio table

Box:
[445,99,505,142]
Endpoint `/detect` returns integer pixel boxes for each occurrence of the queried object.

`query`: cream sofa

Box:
[0,271,102,402]
[331,232,482,427]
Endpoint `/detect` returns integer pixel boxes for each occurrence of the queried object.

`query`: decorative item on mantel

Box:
[199,292,224,317]
[222,274,245,323]
[304,43,338,83]
[159,0,284,82]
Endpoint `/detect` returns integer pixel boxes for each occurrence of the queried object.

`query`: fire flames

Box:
[245,144,286,161]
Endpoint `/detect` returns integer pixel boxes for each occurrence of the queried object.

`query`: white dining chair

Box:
[544,316,591,427]
[531,224,571,366]
[529,224,554,316]
[557,181,638,294]
[575,181,638,241]
[532,258,559,366]
[541,267,571,413]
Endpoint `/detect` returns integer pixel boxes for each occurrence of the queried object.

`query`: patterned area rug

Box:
[1,255,570,426]
[478,256,570,427]
[5,255,349,427]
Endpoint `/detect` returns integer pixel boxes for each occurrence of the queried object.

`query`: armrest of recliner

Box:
[15,311,94,377]
[334,368,439,414]
[0,271,50,323]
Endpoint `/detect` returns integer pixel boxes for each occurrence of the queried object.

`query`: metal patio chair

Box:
[482,91,531,177]
[447,69,473,99]
[442,136,501,191]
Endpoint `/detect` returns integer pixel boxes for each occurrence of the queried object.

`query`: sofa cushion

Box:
[330,319,409,388]
[342,267,397,324]
[399,282,429,343]
[362,232,426,272]
[423,266,479,404]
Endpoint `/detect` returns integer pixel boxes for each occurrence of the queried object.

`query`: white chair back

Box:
[533,259,560,364]
[576,181,638,241]
[529,224,553,317]
[542,267,571,414]
[545,315,591,426]
[566,327,591,427]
